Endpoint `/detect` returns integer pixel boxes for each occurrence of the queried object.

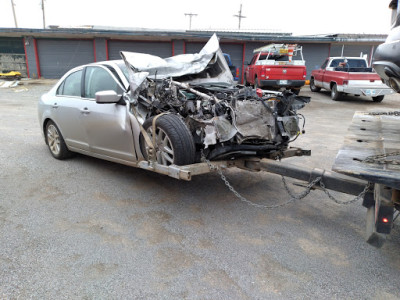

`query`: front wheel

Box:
[372,95,384,102]
[45,120,73,159]
[310,78,321,92]
[331,84,342,101]
[140,114,195,166]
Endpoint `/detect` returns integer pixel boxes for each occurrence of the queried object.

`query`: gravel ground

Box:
[0,81,399,299]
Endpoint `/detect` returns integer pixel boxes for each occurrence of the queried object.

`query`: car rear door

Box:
[53,68,90,151]
[80,66,136,162]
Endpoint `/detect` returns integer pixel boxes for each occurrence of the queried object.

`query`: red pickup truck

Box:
[244,44,307,94]
[310,57,394,102]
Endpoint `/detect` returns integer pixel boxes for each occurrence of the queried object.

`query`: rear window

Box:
[331,59,367,68]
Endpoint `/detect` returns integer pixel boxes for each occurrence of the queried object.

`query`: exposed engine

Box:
[134,77,310,161]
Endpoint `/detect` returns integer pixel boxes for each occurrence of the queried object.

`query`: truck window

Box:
[321,59,328,69]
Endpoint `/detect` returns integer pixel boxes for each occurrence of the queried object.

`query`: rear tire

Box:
[45,120,73,160]
[254,76,259,89]
[140,114,195,166]
[310,78,321,92]
[331,84,342,101]
[372,95,384,102]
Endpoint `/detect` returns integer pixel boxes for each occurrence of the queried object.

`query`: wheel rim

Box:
[146,127,174,165]
[47,124,61,155]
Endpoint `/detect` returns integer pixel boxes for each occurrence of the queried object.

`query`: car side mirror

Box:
[95,90,121,104]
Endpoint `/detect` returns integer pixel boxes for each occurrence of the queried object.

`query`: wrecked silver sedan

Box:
[38,34,310,179]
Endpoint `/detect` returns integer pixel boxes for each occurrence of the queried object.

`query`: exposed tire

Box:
[331,84,342,101]
[45,120,73,160]
[140,114,195,166]
[372,95,384,102]
[310,78,321,92]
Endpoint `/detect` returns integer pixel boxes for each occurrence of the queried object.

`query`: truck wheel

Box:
[372,95,384,102]
[310,78,321,92]
[243,76,249,86]
[140,114,195,166]
[254,76,259,89]
[331,84,342,101]
[291,88,300,95]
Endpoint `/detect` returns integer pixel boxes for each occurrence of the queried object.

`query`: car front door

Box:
[53,69,90,151]
[80,66,136,162]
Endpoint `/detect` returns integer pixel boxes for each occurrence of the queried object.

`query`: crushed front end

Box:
[121,34,310,164]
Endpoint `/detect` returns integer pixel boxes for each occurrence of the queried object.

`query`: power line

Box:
[184,13,198,30]
[233,4,246,30]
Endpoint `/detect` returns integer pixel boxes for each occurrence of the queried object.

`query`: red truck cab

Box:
[244,44,307,94]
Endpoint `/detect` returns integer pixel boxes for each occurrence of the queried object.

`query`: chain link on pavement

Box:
[201,150,371,209]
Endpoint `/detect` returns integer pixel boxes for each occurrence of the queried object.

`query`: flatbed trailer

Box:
[139,110,399,247]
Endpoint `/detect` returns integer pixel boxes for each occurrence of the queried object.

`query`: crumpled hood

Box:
[120,33,234,94]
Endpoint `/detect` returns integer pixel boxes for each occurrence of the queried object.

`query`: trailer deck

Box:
[332,111,400,190]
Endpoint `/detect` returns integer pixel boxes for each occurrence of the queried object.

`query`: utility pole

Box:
[233,4,246,30]
[184,13,198,30]
[41,0,46,29]
[10,0,18,28]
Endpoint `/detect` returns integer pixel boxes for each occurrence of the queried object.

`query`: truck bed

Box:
[332,111,400,190]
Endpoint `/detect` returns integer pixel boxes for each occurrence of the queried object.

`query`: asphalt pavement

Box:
[0,81,399,299]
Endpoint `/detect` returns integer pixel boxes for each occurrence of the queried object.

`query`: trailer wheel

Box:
[310,78,321,92]
[140,114,195,166]
[331,84,342,101]
[372,95,384,102]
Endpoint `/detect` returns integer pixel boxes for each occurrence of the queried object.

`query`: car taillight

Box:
[343,80,348,85]
[236,68,240,77]
[303,68,307,78]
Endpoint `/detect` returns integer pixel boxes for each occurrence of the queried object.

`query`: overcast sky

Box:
[0,0,393,35]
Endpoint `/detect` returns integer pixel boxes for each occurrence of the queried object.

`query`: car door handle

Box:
[52,103,58,108]
[80,107,90,114]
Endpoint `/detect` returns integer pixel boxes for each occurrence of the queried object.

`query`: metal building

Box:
[0,27,387,82]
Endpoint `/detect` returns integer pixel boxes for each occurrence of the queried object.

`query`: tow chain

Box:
[201,151,371,209]
[363,151,400,166]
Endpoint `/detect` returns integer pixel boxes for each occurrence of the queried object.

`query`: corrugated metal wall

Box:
[108,41,172,60]
[302,44,330,77]
[37,39,94,78]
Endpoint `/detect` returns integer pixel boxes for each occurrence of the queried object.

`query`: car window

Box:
[57,70,82,97]
[84,66,121,99]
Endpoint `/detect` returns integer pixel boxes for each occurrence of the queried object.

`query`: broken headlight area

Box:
[134,77,310,162]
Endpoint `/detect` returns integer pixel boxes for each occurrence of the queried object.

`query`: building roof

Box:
[0,27,388,44]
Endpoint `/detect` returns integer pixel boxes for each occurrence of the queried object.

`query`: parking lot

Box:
[1,81,400,299]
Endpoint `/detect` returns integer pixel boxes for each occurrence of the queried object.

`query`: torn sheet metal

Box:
[121,33,233,94]
[234,100,278,143]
